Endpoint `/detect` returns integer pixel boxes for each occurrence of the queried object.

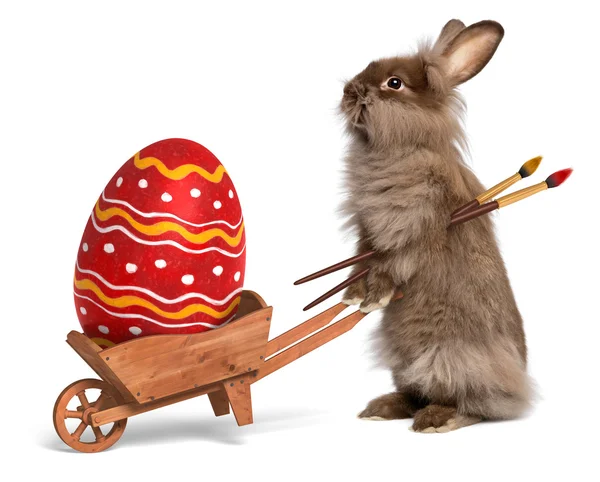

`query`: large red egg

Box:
[74,139,246,347]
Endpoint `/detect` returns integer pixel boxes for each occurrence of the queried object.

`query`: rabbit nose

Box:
[343,81,366,102]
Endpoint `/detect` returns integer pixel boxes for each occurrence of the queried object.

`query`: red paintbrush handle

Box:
[450,199,480,217]
[448,200,499,227]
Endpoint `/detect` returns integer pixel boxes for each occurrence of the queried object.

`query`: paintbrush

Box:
[449,168,573,227]
[451,156,543,217]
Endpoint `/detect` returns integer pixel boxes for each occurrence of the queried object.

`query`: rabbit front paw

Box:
[359,269,396,313]
[359,290,394,313]
[342,277,367,306]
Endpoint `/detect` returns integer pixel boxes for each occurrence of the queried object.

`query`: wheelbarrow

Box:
[53,289,402,452]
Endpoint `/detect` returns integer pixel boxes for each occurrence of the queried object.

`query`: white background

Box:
[1,1,598,480]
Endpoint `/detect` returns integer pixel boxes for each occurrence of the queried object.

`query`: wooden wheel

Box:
[53,378,128,453]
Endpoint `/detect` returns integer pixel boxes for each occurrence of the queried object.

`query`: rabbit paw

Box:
[359,291,394,313]
[342,277,366,306]
[359,280,395,313]
[359,267,396,313]
[358,393,415,420]
[410,405,481,433]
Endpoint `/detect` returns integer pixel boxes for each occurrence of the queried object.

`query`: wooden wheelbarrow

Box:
[53,289,402,452]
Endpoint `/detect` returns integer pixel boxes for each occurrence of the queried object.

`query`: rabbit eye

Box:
[386,77,403,90]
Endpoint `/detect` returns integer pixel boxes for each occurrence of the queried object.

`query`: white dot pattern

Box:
[126,263,138,273]
[138,179,148,188]
[116,177,123,187]
[161,192,173,203]
[129,327,142,336]
[190,188,201,198]
[234,271,241,282]
[213,266,223,276]
[213,200,222,209]
[155,259,167,269]
[82,243,88,252]
[181,274,194,285]
[98,325,109,334]
[104,243,115,253]
[80,307,87,315]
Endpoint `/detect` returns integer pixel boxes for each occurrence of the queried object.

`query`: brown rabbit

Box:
[340,19,532,432]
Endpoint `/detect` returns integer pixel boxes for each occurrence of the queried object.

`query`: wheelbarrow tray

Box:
[67,290,271,405]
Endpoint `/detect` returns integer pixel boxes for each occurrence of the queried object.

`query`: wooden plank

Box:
[254,309,367,382]
[91,383,222,427]
[66,331,136,403]
[223,374,253,426]
[208,388,230,416]
[265,301,349,357]
[101,307,272,403]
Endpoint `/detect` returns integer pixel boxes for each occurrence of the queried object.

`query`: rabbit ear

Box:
[433,19,466,53]
[442,20,504,86]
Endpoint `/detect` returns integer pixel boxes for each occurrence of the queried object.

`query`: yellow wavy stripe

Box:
[75,277,241,320]
[94,202,244,247]
[134,152,227,182]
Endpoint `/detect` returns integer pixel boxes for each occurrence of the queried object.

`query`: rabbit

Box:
[339,19,532,433]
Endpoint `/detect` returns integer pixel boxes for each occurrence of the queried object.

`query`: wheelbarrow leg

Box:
[208,388,230,417]
[223,381,253,426]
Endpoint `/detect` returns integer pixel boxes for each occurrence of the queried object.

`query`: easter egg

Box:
[73,138,246,347]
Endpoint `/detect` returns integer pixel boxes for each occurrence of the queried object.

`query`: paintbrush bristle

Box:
[519,156,543,178]
[545,168,573,188]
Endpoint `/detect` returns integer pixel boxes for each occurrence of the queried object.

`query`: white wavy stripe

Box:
[76,261,242,306]
[101,191,243,229]
[74,292,237,329]
[91,213,246,258]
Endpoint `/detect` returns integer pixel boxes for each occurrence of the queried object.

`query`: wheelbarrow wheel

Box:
[53,378,128,453]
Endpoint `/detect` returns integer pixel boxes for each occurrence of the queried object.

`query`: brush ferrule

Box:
[476,172,521,204]
[496,181,548,208]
